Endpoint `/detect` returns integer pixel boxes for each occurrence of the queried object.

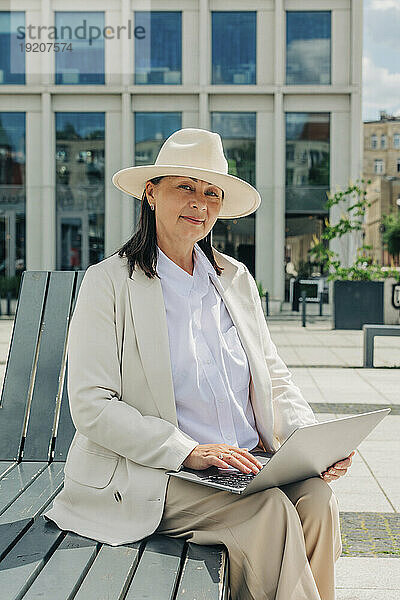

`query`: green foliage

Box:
[308,178,400,282]
[0,274,22,298]
[256,280,267,298]
[382,212,400,258]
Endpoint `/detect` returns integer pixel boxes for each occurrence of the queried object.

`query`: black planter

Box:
[333,280,384,330]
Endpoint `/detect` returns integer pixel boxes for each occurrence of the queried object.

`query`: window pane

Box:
[134,112,182,224]
[55,12,105,84]
[134,12,181,84]
[212,12,256,85]
[56,113,105,269]
[211,112,256,274]
[0,112,26,278]
[0,12,25,84]
[285,113,330,213]
[284,215,326,300]
[286,11,331,84]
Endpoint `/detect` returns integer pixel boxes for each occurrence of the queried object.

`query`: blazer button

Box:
[114,490,122,503]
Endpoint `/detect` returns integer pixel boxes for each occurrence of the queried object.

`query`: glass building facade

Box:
[286,11,331,85]
[211,112,256,274]
[134,12,182,84]
[284,112,330,300]
[55,12,105,84]
[212,12,256,85]
[0,12,25,84]
[134,112,182,223]
[0,1,362,308]
[0,113,25,278]
[55,113,105,269]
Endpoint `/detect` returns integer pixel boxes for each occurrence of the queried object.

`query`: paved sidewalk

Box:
[0,315,399,599]
[267,317,400,599]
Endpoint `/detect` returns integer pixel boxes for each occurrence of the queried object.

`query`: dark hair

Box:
[110,175,225,280]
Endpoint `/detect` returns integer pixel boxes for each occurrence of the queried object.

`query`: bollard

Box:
[319,291,323,316]
[265,291,269,316]
[300,290,307,327]
[6,291,11,316]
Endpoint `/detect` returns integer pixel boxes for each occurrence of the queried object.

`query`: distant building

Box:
[364,111,400,178]
[364,175,400,266]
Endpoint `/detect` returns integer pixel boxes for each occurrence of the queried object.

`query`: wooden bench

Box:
[0,270,230,599]
[362,323,400,368]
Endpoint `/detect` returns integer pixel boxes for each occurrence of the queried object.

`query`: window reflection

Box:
[134,112,182,224]
[0,12,25,84]
[0,113,25,278]
[286,11,331,85]
[134,12,182,84]
[212,12,256,85]
[211,113,256,275]
[55,12,105,84]
[284,215,326,301]
[56,113,105,270]
[285,112,330,213]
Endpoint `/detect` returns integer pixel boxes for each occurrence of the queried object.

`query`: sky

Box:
[363,0,400,121]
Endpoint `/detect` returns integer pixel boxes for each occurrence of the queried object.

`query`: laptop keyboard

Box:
[201,471,257,489]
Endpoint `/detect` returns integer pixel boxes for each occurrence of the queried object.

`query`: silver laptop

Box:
[166,408,391,495]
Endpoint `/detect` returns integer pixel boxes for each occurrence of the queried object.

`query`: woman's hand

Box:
[183,443,263,474]
[320,450,355,483]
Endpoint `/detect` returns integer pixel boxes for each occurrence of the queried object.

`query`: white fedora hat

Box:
[112,128,261,219]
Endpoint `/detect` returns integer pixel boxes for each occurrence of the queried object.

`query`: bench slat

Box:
[175,542,229,600]
[52,270,86,462]
[0,272,48,460]
[74,542,142,600]
[125,535,185,600]
[0,462,15,479]
[0,518,32,563]
[0,463,64,524]
[22,272,76,462]
[0,515,64,600]
[0,462,47,515]
[22,530,98,600]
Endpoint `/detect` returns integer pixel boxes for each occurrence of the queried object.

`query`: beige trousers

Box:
[155,474,342,600]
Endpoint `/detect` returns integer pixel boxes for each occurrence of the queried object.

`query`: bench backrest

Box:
[0,270,85,462]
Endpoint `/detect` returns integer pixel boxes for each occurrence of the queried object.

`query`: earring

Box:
[149,203,155,210]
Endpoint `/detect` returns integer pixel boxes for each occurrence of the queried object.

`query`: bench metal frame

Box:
[362,324,400,368]
[0,270,230,599]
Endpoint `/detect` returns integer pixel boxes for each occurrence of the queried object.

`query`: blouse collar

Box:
[156,242,224,298]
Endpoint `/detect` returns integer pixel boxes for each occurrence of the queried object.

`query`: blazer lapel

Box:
[127,247,263,427]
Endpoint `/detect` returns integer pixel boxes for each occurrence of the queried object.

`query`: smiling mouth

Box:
[180,217,205,224]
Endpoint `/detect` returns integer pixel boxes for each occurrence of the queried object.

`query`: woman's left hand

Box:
[320,450,355,482]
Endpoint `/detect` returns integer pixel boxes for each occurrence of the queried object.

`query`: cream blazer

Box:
[43,247,318,546]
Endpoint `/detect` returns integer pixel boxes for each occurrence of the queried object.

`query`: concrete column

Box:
[119,92,135,243]
[121,0,132,88]
[255,110,275,297]
[105,108,125,256]
[25,110,42,270]
[273,0,285,303]
[199,0,209,129]
[41,92,56,269]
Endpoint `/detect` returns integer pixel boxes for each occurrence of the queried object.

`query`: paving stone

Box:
[335,556,400,589]
[339,513,400,558]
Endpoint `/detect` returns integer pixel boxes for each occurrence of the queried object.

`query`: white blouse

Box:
[156,242,260,453]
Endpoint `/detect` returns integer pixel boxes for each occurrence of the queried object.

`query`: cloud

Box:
[286,39,331,83]
[365,4,400,54]
[362,56,400,119]
[370,0,400,10]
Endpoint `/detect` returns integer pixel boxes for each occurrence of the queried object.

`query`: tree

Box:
[308,178,399,281]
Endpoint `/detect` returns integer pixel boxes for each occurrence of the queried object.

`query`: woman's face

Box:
[145,175,224,246]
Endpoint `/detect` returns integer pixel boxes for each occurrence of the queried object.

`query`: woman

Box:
[43,128,353,600]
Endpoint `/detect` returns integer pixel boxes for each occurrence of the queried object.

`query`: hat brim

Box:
[111,165,261,219]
